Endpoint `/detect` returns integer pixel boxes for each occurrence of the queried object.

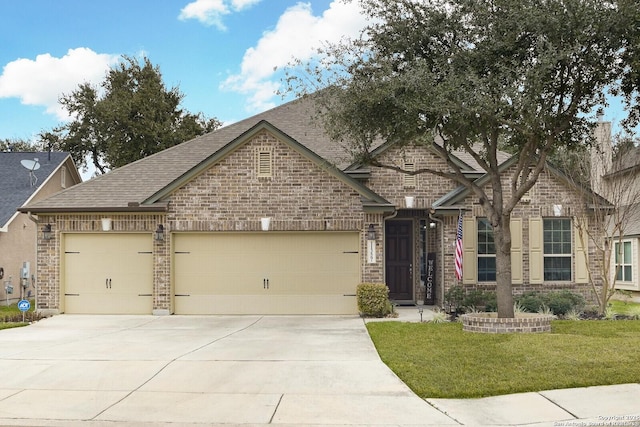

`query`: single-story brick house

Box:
[1,151,81,305]
[20,97,602,315]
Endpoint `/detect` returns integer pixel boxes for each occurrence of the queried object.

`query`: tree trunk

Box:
[494,215,515,318]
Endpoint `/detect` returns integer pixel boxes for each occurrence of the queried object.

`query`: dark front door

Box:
[385,220,413,301]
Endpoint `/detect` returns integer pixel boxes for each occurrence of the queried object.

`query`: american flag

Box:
[455,212,463,281]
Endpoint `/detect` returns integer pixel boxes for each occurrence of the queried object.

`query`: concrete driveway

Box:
[0,315,455,426]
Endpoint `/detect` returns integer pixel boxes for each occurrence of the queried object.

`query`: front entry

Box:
[385,220,413,301]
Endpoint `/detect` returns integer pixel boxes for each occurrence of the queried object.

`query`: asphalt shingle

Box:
[0,151,71,226]
[22,96,506,212]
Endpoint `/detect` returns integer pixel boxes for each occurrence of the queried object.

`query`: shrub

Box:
[516,290,585,316]
[357,283,391,317]
[430,307,449,323]
[516,292,546,313]
[563,308,583,321]
[484,294,498,312]
[544,290,585,316]
[444,285,466,313]
[463,289,496,312]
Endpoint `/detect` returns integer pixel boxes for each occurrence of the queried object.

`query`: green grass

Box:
[608,299,640,317]
[366,320,640,399]
[0,300,36,329]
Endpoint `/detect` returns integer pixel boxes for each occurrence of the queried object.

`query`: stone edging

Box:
[461,312,553,333]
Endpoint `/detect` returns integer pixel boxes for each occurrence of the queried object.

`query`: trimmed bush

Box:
[357,283,391,317]
[545,290,585,316]
[444,285,466,312]
[444,285,497,313]
[517,292,546,313]
[516,290,585,316]
[463,289,496,312]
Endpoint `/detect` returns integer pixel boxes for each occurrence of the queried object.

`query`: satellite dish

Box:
[20,158,40,187]
[20,159,40,171]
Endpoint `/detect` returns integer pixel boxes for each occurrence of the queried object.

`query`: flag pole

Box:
[455,210,464,285]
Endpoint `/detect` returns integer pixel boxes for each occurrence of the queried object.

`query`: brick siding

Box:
[34,130,383,313]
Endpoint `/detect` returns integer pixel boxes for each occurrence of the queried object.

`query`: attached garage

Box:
[173,232,360,314]
[63,233,154,314]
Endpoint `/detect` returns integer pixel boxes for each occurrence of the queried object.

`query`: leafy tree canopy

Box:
[49,56,221,174]
[619,0,640,129]
[0,137,41,152]
[287,0,638,317]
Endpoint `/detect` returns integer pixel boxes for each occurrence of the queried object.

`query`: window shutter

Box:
[574,222,589,284]
[633,239,639,291]
[462,216,477,284]
[510,218,523,284]
[529,217,543,284]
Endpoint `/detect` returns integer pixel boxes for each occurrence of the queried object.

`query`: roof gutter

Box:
[17,202,169,214]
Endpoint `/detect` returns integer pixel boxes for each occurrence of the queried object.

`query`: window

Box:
[477,218,496,281]
[543,218,572,281]
[615,240,633,282]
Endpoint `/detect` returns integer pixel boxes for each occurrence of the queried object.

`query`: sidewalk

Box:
[366,306,640,427]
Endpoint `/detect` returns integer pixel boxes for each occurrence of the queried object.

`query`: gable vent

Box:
[61,166,67,188]
[403,162,416,188]
[256,148,273,178]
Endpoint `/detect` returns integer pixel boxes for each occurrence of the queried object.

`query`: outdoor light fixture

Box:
[155,224,165,241]
[418,307,424,322]
[101,218,112,231]
[42,224,52,240]
[405,196,415,208]
[367,224,376,241]
[429,221,437,229]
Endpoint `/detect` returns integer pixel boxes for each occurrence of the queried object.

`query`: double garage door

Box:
[173,232,360,314]
[63,232,359,315]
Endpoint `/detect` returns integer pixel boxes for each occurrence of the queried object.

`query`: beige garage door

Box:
[63,233,153,314]
[173,232,360,314]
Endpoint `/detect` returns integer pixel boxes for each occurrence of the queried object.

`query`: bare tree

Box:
[565,122,640,314]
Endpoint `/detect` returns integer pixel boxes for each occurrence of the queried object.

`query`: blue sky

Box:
[0,0,366,141]
[0,0,632,146]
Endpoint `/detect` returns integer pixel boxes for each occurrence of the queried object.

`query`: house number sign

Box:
[367,240,376,264]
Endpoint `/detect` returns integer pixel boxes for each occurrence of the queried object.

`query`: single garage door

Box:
[63,233,153,314]
[173,232,360,314]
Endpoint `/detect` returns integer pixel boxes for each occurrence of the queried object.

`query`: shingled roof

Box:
[21,95,509,213]
[0,152,73,226]
[20,96,357,212]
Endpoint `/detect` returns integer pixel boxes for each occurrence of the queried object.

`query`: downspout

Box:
[26,211,38,224]
[429,210,445,308]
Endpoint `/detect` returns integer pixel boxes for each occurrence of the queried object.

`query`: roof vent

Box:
[256,148,273,178]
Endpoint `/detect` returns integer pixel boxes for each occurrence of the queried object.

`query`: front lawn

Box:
[366,320,640,398]
[608,299,640,317]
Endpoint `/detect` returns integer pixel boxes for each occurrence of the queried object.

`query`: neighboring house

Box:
[20,97,603,315]
[594,121,640,294]
[0,152,82,305]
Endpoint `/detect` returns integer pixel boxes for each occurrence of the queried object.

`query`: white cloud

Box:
[0,47,119,120]
[179,0,261,30]
[221,1,368,112]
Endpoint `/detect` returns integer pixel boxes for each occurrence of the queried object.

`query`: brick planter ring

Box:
[461,312,553,333]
